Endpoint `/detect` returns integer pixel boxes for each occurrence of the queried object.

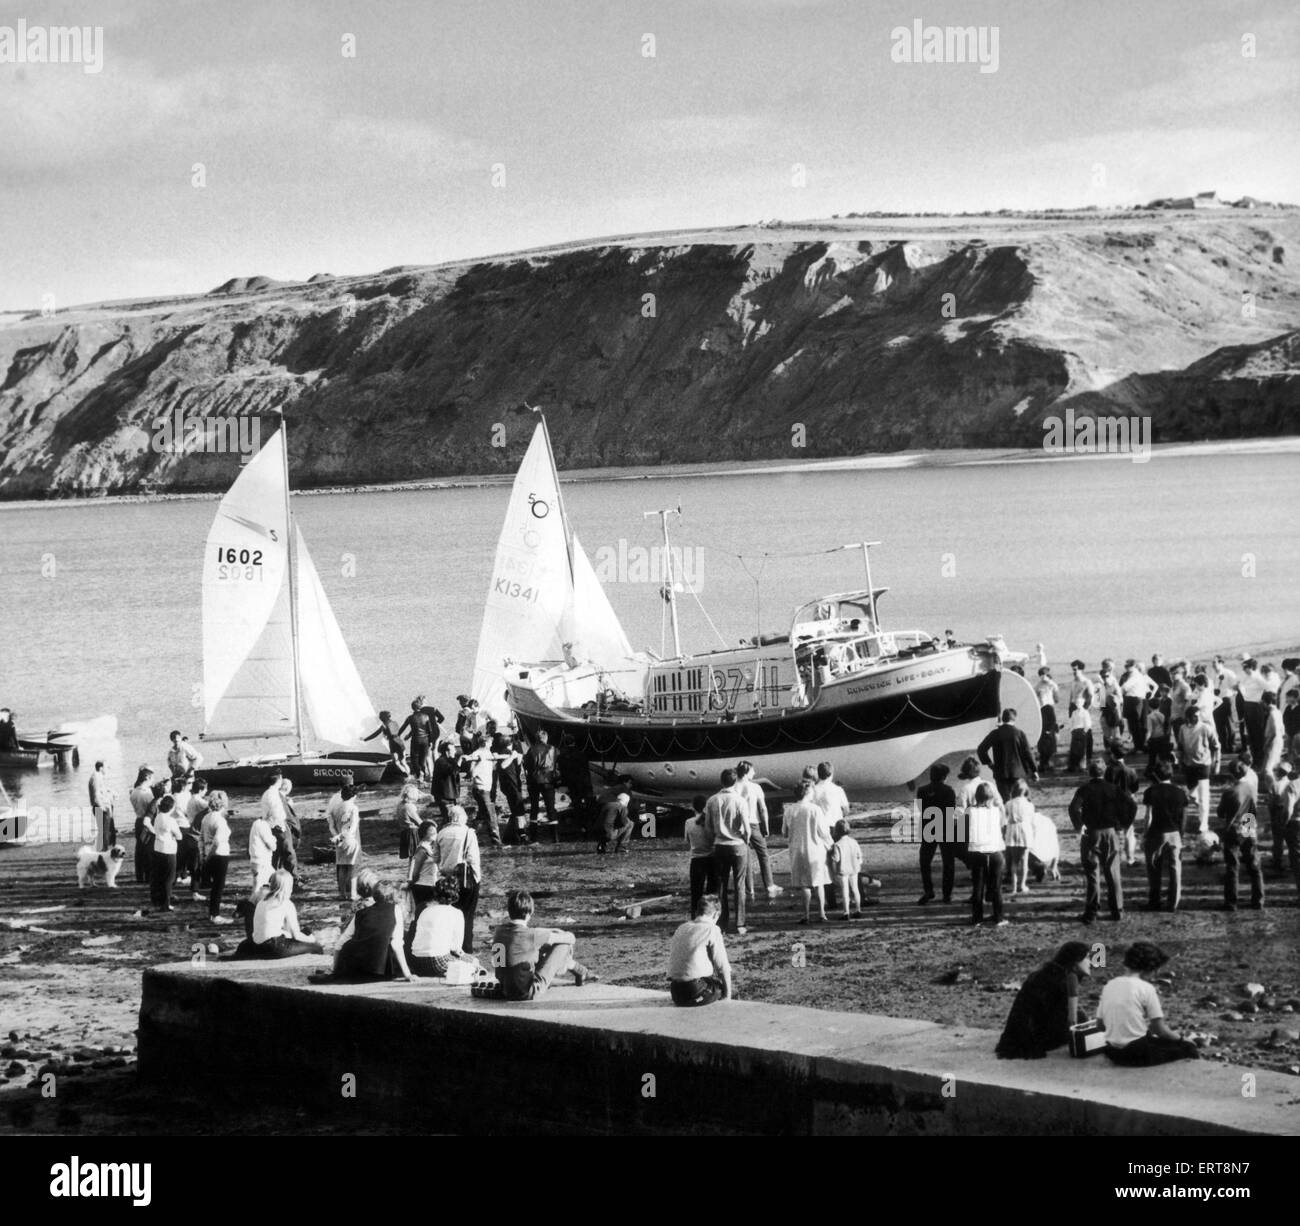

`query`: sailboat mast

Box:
[536,412,575,583]
[279,415,307,759]
[645,506,682,659]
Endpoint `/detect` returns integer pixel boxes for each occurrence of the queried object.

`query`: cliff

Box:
[1,210,1297,498]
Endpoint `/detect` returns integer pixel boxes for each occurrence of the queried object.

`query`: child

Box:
[1145,692,1171,780]
[1002,780,1035,894]
[1067,702,1091,772]
[1098,942,1199,1066]
[831,819,863,920]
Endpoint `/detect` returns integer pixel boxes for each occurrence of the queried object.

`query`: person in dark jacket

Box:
[1068,759,1136,924]
[996,942,1092,1059]
[915,761,960,905]
[523,729,560,826]
[976,708,1039,802]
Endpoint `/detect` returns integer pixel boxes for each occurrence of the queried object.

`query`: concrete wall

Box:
[138,960,1298,1136]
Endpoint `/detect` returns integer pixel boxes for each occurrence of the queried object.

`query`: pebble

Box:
[0,1044,13,1058]
[206,943,220,955]
[4,1061,25,1077]
[1222,1011,1245,1022]
[1239,1001,1259,1015]
[1261,997,1279,1011]
[1239,982,1266,1000]
[1281,1004,1295,1014]
[7,1030,17,1043]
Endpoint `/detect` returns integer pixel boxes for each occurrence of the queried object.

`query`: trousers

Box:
[1143,832,1181,910]
[1080,827,1124,918]
[1222,830,1263,907]
[712,845,747,933]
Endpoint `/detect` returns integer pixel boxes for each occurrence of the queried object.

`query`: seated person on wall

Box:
[1098,941,1199,1067]
[235,869,323,960]
[407,875,475,977]
[995,941,1092,1059]
[322,870,415,982]
[489,889,597,1000]
[667,894,733,1007]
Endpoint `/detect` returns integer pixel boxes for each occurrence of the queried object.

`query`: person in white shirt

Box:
[465,733,504,849]
[735,760,781,900]
[435,805,482,954]
[260,771,288,830]
[667,894,732,1006]
[965,782,1008,927]
[248,813,276,891]
[1067,702,1093,771]
[1098,942,1197,1066]
[1237,658,1267,760]
[811,761,850,827]
[1120,661,1156,751]
[408,875,474,975]
[148,795,183,912]
[244,869,321,959]
[328,784,363,900]
[200,790,234,923]
[166,730,201,780]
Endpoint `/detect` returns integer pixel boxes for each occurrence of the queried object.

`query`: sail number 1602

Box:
[215,544,264,580]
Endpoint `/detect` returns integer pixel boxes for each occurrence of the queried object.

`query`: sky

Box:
[0,0,1297,310]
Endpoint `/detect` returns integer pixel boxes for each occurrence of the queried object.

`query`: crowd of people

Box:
[61,648,1298,1056]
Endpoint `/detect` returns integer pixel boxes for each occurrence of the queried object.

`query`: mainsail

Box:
[201,420,376,749]
[295,527,378,746]
[472,421,638,722]
[202,427,295,741]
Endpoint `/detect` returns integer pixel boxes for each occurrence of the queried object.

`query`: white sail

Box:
[295,527,377,747]
[471,423,575,723]
[201,427,295,740]
[564,531,636,669]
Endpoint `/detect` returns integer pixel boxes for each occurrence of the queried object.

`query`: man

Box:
[596,791,633,854]
[1268,762,1298,875]
[1148,654,1172,691]
[916,762,960,905]
[0,708,18,752]
[1176,707,1221,834]
[684,795,717,917]
[735,760,781,899]
[1282,690,1300,750]
[1120,660,1157,751]
[398,699,434,783]
[667,894,733,1006]
[1237,658,1267,761]
[1034,667,1060,771]
[1104,741,1141,866]
[1216,762,1263,911]
[1140,761,1189,912]
[1068,759,1135,924]
[491,889,595,1000]
[431,740,461,819]
[1212,656,1240,753]
[1260,692,1285,797]
[166,730,201,781]
[523,728,560,827]
[1068,661,1095,718]
[256,768,284,829]
[88,760,115,852]
[1166,661,1193,739]
[464,734,504,849]
[1098,660,1123,742]
[704,769,750,936]
[976,708,1038,802]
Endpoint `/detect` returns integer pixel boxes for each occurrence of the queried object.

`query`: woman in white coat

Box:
[782,778,834,924]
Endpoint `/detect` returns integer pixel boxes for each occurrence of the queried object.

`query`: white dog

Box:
[76,844,126,889]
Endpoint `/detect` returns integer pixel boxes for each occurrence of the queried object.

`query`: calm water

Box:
[2,451,1297,815]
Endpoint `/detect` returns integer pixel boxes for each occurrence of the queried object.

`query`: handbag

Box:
[1068,1019,1107,1058]
[444,957,485,986]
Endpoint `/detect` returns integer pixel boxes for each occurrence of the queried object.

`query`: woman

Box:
[407,876,473,976]
[996,942,1091,1058]
[393,782,427,863]
[200,790,234,924]
[363,709,410,777]
[248,807,276,892]
[407,820,441,914]
[327,783,362,900]
[241,869,322,959]
[1002,779,1035,895]
[129,766,157,885]
[782,778,832,924]
[274,778,302,882]
[326,872,414,981]
[1099,942,1199,1066]
[148,795,183,912]
[966,782,1007,926]
[434,804,481,953]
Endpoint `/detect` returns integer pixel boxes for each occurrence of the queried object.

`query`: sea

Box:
[2,446,1298,820]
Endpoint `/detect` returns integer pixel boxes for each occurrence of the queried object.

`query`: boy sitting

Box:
[487,889,597,1000]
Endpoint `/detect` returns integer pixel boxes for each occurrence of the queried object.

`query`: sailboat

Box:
[197,416,387,789]
[475,418,1041,803]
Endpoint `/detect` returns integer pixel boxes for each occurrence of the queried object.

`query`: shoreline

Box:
[2,435,1298,511]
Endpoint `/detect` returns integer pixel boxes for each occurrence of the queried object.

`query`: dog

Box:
[77,844,126,889]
